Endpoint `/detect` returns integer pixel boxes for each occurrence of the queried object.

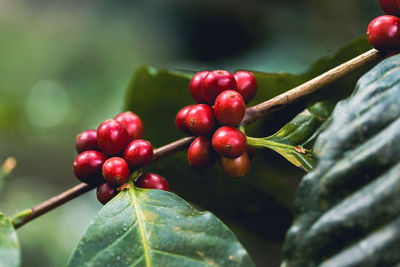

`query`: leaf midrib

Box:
[129,184,151,267]
[247,136,313,154]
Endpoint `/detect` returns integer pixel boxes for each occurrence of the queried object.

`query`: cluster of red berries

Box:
[175,70,257,177]
[367,0,400,52]
[72,112,170,205]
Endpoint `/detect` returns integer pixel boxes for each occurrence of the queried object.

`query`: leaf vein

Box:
[129,185,151,267]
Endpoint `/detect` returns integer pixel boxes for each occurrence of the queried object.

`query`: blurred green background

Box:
[0,0,381,266]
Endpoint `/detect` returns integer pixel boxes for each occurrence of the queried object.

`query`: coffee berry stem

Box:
[13,48,383,230]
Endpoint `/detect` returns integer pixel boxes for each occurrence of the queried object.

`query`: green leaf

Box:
[125,67,194,146]
[247,101,334,171]
[282,55,400,266]
[247,137,313,172]
[123,36,379,249]
[0,211,20,267]
[68,185,254,267]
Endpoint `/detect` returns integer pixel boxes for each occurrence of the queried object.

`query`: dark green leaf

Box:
[0,211,20,267]
[247,101,334,171]
[125,66,194,146]
[283,55,400,266]
[68,184,254,267]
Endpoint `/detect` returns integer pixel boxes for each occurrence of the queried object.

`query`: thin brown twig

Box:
[14,183,95,228]
[14,137,196,229]
[151,136,196,162]
[13,48,383,229]
[242,49,383,125]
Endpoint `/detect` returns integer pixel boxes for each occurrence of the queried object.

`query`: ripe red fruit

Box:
[212,126,247,158]
[96,182,118,205]
[114,111,143,141]
[188,136,218,169]
[213,90,245,126]
[73,150,107,185]
[75,129,98,153]
[175,105,194,134]
[220,152,250,178]
[202,70,237,104]
[135,173,170,191]
[185,104,216,136]
[367,15,400,52]
[123,139,153,168]
[233,71,258,103]
[97,119,129,156]
[190,71,209,103]
[379,0,400,16]
[102,157,130,187]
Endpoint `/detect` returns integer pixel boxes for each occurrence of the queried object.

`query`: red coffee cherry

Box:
[135,173,170,191]
[233,71,258,104]
[188,136,218,169]
[102,157,130,187]
[97,119,129,156]
[367,15,400,52]
[202,70,237,104]
[220,152,250,178]
[185,104,216,136]
[96,182,118,205]
[212,126,247,158]
[75,129,98,153]
[379,0,400,16]
[123,140,153,168]
[175,105,194,134]
[213,90,245,126]
[73,150,107,185]
[114,111,143,141]
[190,71,209,103]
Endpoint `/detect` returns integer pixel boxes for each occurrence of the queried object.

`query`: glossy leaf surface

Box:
[69,185,254,267]
[283,55,400,266]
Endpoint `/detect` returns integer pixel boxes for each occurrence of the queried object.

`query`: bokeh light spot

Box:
[26,80,71,128]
